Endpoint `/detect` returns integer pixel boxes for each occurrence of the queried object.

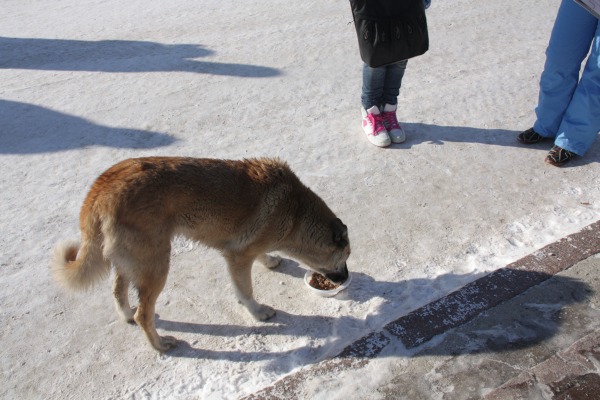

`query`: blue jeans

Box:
[361,60,408,110]
[534,0,600,155]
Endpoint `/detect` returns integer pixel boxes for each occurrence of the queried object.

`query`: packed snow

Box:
[1,0,599,398]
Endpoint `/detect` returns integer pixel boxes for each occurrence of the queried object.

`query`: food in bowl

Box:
[308,272,340,291]
[304,270,352,297]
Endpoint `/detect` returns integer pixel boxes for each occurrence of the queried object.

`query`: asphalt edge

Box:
[243,220,600,400]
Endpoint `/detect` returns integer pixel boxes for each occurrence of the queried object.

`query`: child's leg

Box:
[361,63,392,147]
[381,60,408,107]
[361,63,387,110]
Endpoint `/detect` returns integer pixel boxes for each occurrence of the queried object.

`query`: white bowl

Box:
[304,270,352,297]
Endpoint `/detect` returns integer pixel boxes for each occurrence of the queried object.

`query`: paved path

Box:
[245,221,600,399]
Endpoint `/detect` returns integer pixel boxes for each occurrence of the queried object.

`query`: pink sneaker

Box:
[361,106,391,147]
[382,104,406,143]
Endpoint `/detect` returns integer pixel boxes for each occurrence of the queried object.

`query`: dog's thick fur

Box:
[51,157,350,352]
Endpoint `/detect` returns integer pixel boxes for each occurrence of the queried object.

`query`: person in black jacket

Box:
[356,0,430,147]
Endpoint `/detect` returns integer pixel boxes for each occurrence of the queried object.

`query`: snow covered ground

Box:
[1,0,599,398]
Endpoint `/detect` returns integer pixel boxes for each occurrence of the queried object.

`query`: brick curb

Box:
[243,220,600,400]
[484,329,600,399]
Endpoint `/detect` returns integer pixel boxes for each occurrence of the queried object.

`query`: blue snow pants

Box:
[533,0,600,156]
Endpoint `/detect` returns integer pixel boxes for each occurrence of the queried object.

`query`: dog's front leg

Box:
[224,252,276,321]
[257,253,282,269]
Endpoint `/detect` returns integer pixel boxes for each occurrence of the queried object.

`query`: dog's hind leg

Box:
[113,270,135,323]
[133,258,177,352]
[224,252,276,321]
[257,253,282,269]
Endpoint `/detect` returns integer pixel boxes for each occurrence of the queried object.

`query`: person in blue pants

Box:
[518,0,600,166]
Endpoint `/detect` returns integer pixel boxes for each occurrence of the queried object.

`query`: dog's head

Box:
[323,218,350,283]
[294,217,350,284]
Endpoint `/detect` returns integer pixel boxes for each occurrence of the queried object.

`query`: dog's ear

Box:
[331,218,349,248]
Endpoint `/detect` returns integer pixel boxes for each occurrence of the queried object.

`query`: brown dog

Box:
[51,157,350,352]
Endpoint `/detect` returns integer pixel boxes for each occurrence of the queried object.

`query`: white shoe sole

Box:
[366,133,391,147]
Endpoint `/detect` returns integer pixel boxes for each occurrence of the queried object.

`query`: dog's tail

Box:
[51,237,111,291]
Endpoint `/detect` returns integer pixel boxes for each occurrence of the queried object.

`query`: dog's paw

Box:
[124,307,137,324]
[263,254,282,269]
[257,253,282,269]
[252,305,276,321]
[156,335,178,352]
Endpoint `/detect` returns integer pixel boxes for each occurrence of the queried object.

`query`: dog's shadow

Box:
[155,260,483,368]
[157,310,366,376]
[156,259,394,367]
[155,257,592,380]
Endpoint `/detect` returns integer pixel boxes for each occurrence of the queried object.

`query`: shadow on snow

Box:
[397,122,600,166]
[0,37,281,77]
[0,99,176,153]
[155,258,591,378]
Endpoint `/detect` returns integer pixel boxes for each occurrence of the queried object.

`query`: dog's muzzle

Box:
[325,263,349,284]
